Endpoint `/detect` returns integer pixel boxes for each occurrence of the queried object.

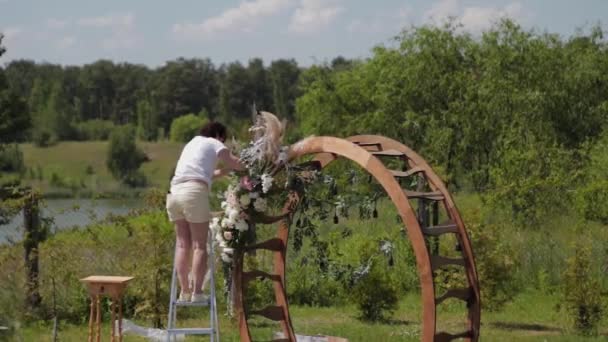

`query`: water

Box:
[0,198,140,244]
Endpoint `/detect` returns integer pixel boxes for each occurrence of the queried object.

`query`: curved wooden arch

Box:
[233,135,480,342]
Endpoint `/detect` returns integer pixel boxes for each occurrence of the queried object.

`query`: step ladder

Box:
[166,231,220,341]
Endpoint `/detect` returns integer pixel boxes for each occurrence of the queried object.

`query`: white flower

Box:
[221,252,232,263]
[278,147,288,163]
[223,247,234,255]
[220,218,228,228]
[235,219,249,232]
[220,201,228,209]
[224,216,236,227]
[250,192,259,199]
[253,198,267,212]
[228,209,240,221]
[261,174,273,193]
[239,194,251,207]
[210,217,221,232]
[219,240,227,248]
[215,232,223,243]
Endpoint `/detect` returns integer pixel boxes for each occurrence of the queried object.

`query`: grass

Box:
[19,141,184,196]
[12,291,607,341]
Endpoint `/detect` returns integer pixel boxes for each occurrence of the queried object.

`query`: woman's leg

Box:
[174,219,192,295]
[189,221,209,295]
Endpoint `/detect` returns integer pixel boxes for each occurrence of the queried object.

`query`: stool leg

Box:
[96,295,101,342]
[88,295,94,342]
[111,298,116,342]
[118,298,123,342]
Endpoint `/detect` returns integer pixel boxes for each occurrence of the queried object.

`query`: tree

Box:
[137,98,159,141]
[269,59,300,121]
[106,125,148,186]
[0,35,29,144]
[169,113,207,143]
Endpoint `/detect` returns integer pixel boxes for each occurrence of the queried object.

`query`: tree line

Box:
[1,52,304,144]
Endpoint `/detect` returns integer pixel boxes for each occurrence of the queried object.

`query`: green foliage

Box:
[560,231,605,336]
[136,99,159,141]
[106,125,148,187]
[0,144,25,173]
[575,129,608,223]
[462,209,519,311]
[169,113,207,143]
[73,119,115,140]
[350,257,399,322]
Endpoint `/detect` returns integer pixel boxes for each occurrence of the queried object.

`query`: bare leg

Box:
[189,221,209,294]
[174,219,192,295]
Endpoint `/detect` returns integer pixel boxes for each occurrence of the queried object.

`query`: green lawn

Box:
[19,141,184,196]
[13,291,607,341]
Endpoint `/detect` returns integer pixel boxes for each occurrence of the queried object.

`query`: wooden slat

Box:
[436,287,472,305]
[421,221,458,235]
[435,330,472,342]
[431,256,466,270]
[244,238,284,252]
[242,270,281,283]
[352,141,381,147]
[389,166,424,178]
[371,149,404,157]
[405,190,444,201]
[249,305,284,321]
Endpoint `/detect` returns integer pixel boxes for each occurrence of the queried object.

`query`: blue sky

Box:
[1,0,607,67]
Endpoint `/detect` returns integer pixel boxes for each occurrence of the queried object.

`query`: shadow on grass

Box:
[489,321,562,333]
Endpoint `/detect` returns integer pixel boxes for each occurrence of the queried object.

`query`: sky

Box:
[1,0,607,68]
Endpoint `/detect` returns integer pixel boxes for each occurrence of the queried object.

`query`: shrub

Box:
[32,128,56,147]
[74,119,115,140]
[169,114,207,143]
[350,260,398,321]
[106,125,148,187]
[560,231,604,336]
[0,144,25,173]
[575,180,608,224]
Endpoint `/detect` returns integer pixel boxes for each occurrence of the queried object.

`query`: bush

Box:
[461,208,519,311]
[169,114,207,143]
[560,231,605,336]
[575,181,608,224]
[350,260,398,321]
[0,144,25,173]
[32,128,56,147]
[74,119,115,140]
[106,125,148,187]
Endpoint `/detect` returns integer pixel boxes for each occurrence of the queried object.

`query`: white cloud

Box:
[347,5,412,34]
[46,18,68,30]
[424,0,526,32]
[173,0,291,41]
[78,13,138,50]
[289,0,343,34]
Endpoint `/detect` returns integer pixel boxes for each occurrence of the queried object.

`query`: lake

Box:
[0,198,141,244]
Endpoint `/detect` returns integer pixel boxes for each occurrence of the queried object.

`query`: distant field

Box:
[19,141,184,196]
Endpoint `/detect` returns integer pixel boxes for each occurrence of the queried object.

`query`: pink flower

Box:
[240,176,254,191]
[223,231,234,240]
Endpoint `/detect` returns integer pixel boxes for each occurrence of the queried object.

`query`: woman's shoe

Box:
[177,292,191,303]
[190,293,209,303]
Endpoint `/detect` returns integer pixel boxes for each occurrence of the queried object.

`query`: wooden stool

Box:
[80,276,134,342]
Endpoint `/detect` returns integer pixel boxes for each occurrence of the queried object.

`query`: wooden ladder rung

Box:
[244,238,284,252]
[435,330,473,341]
[422,221,458,235]
[436,287,472,305]
[371,149,404,157]
[243,270,281,283]
[390,166,424,178]
[249,305,285,321]
[353,141,381,147]
[431,256,466,270]
[405,190,444,201]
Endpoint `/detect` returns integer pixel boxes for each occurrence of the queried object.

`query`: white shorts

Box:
[166,181,210,223]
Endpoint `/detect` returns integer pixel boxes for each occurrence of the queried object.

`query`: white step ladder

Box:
[166,231,220,341]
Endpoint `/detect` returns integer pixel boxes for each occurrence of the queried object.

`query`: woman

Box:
[166,122,243,302]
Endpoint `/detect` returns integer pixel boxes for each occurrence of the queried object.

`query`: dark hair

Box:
[199,121,227,140]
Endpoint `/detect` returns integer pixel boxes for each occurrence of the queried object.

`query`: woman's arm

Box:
[218,148,245,171]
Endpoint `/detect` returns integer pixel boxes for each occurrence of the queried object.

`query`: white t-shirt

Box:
[170,136,227,190]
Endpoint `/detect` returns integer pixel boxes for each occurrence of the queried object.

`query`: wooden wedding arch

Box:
[232,135,481,342]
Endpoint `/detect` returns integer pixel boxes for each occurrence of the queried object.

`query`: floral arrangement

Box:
[210,111,290,264]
